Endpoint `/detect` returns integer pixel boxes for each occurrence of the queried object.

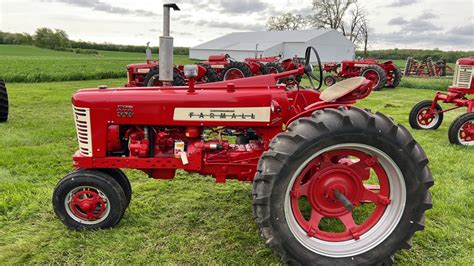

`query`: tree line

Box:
[0,29,190,55]
[355,49,473,63]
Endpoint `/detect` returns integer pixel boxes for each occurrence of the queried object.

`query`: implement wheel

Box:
[253,107,433,264]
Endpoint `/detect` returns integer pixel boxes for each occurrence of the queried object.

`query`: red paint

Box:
[290,149,390,241]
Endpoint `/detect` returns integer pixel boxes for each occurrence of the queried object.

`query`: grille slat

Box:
[73,106,92,157]
[454,64,473,89]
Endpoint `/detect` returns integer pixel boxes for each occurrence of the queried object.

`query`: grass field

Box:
[0,78,472,264]
[0,45,192,83]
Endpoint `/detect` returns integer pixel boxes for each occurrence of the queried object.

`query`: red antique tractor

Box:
[409,58,474,145]
[52,8,433,262]
[0,80,8,122]
[323,59,402,91]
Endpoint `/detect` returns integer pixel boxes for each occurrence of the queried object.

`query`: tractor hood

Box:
[72,84,290,127]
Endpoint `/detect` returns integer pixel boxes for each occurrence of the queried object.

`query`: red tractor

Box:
[0,80,8,122]
[125,44,219,87]
[323,59,402,91]
[53,29,434,265]
[409,58,474,145]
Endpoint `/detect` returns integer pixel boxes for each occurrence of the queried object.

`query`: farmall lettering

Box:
[173,107,271,122]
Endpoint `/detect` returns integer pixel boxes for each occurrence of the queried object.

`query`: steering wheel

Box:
[304,46,323,91]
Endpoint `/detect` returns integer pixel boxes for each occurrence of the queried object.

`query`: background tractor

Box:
[0,80,8,122]
[51,4,433,265]
[409,58,474,145]
[323,59,402,91]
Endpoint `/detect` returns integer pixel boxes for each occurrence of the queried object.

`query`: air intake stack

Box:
[159,3,180,85]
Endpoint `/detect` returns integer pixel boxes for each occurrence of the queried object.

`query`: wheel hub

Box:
[67,188,108,222]
[308,166,363,217]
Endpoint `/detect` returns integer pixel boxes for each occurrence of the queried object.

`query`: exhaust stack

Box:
[159,3,180,85]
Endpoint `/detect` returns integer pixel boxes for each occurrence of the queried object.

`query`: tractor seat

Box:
[320,77,368,102]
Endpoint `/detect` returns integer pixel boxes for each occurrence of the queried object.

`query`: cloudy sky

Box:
[1,0,473,50]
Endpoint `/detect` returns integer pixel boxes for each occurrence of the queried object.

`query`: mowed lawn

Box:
[0,79,473,264]
[0,45,192,83]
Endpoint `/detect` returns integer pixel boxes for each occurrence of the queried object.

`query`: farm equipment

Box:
[0,80,8,122]
[323,59,402,91]
[404,57,454,77]
[409,58,474,145]
[51,5,433,264]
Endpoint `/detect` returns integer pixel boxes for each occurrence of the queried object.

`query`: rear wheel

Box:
[0,80,8,122]
[52,169,127,230]
[361,65,387,91]
[256,62,269,75]
[265,62,284,74]
[221,62,252,80]
[143,68,186,87]
[198,63,220,83]
[448,112,474,145]
[409,100,443,129]
[387,66,402,88]
[253,107,433,264]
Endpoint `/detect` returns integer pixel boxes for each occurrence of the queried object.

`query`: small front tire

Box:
[448,112,474,145]
[53,169,127,230]
[409,100,443,130]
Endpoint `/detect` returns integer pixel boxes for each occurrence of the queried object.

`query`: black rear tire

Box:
[388,66,402,88]
[361,65,387,91]
[257,62,269,75]
[0,80,8,122]
[143,68,186,87]
[253,107,433,265]
[448,112,474,145]
[53,169,127,230]
[409,100,443,130]
[198,63,220,82]
[221,62,252,80]
[265,62,284,74]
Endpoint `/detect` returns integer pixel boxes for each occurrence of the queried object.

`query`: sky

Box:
[0,0,473,51]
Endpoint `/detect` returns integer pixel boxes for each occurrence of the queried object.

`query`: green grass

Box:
[0,78,472,264]
[0,45,192,83]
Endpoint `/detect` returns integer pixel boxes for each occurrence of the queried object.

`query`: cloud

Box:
[216,0,269,14]
[389,12,442,33]
[448,23,474,36]
[387,0,419,7]
[51,0,157,16]
[418,11,437,20]
[388,17,409,25]
[181,19,265,31]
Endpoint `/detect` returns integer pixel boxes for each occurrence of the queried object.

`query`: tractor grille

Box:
[73,106,93,157]
[454,64,473,89]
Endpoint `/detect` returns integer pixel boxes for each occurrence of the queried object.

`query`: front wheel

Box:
[409,100,443,129]
[53,169,127,230]
[448,112,474,145]
[253,107,433,264]
[324,76,336,86]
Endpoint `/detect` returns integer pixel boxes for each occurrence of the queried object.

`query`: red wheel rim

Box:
[147,74,163,86]
[326,77,335,86]
[289,149,390,242]
[224,68,244,80]
[459,119,474,145]
[363,70,380,86]
[65,186,110,223]
[416,108,438,128]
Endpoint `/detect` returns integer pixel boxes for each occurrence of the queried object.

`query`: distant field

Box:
[0,45,193,83]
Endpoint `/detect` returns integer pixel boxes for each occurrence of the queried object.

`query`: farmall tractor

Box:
[52,4,433,265]
[409,58,474,145]
[323,59,402,91]
[0,80,8,122]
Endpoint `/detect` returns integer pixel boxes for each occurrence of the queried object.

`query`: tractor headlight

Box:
[184,65,198,78]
